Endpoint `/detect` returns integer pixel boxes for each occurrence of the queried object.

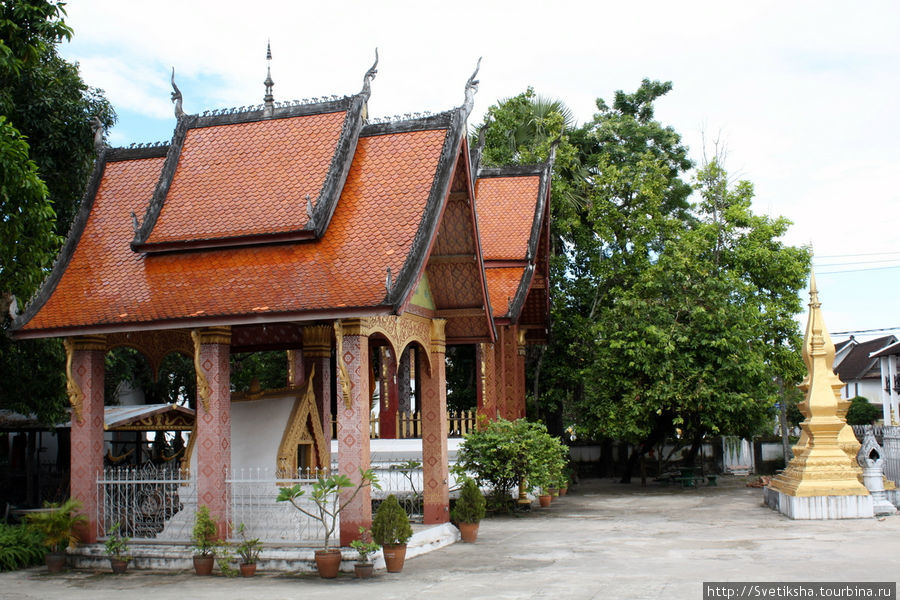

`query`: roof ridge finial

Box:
[171,67,184,119]
[462,57,482,116]
[361,48,378,97]
[263,40,275,115]
[90,116,105,153]
[547,135,562,168]
[470,116,491,175]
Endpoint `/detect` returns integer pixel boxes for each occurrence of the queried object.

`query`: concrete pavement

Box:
[2,476,898,600]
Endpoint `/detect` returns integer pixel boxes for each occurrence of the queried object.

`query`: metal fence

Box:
[97,458,461,543]
[97,464,194,541]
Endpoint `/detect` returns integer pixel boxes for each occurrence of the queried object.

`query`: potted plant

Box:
[349,527,380,579]
[25,498,87,573]
[235,523,262,577]
[277,469,379,578]
[191,505,218,575]
[450,478,486,543]
[371,494,412,573]
[103,522,131,574]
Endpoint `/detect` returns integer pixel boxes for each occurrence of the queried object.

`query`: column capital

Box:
[68,334,107,351]
[302,324,333,358]
[517,328,527,356]
[341,317,370,337]
[430,318,446,355]
[194,326,231,345]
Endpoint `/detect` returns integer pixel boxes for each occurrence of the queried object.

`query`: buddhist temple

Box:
[9,54,553,545]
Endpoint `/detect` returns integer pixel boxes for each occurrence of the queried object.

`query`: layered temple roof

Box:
[12,62,552,345]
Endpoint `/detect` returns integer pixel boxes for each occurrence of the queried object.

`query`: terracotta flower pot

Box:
[548,487,559,497]
[458,521,480,543]
[193,555,214,576]
[354,562,374,579]
[109,557,129,574]
[45,551,66,573]
[382,544,407,573]
[538,494,552,507]
[559,486,568,496]
[239,563,257,577]
[314,548,342,578]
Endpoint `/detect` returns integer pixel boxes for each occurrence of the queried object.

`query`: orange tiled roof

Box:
[145,112,346,244]
[19,126,450,334]
[485,267,526,318]
[476,175,541,260]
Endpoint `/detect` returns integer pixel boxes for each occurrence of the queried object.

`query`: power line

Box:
[832,326,900,336]
[815,259,900,267]
[817,264,900,275]
[815,250,900,259]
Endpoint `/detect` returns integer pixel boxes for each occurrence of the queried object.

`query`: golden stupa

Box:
[768,270,869,498]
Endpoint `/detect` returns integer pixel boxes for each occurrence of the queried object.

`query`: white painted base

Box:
[69,523,459,573]
[764,486,874,519]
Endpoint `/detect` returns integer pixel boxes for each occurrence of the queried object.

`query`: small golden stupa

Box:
[766,270,872,518]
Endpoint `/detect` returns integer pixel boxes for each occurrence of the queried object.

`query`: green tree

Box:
[581,157,808,470]
[0,1,116,424]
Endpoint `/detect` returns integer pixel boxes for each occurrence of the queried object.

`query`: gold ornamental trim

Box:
[191,330,212,414]
[334,320,353,409]
[302,324,332,358]
[63,338,86,424]
[276,364,329,473]
[430,318,446,355]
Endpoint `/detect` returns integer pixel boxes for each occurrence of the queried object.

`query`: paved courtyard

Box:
[2,476,898,600]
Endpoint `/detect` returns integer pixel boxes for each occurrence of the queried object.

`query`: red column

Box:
[421,319,449,524]
[66,335,106,543]
[337,319,372,545]
[302,325,333,446]
[193,327,231,538]
[379,347,399,439]
[476,342,497,422]
[500,327,518,420]
[287,348,305,387]
[516,327,527,419]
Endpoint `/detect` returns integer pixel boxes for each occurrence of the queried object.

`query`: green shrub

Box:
[371,494,412,546]
[456,418,569,507]
[192,505,218,557]
[846,396,881,425]
[450,478,486,524]
[0,523,46,571]
[24,498,86,552]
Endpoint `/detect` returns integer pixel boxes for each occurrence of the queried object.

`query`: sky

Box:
[57,0,900,341]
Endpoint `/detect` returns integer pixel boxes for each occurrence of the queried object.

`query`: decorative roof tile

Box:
[145,111,346,245]
[476,175,541,261]
[19,127,450,334]
[485,267,526,317]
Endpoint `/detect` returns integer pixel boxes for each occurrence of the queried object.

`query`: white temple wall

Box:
[230,395,296,472]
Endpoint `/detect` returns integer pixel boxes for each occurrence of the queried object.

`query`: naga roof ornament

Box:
[170,67,184,119]
[462,57,482,117]
[361,48,378,97]
[90,116,105,153]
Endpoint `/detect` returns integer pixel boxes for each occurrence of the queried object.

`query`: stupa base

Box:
[764,486,873,519]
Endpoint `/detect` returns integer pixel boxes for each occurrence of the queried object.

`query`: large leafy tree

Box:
[0,0,116,424]
[477,81,809,477]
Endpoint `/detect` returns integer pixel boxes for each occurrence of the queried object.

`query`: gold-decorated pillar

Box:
[336,319,372,545]
[65,334,106,543]
[421,319,450,524]
[191,327,232,538]
[302,325,333,446]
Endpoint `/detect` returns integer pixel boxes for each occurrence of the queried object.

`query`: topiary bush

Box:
[450,478,486,524]
[371,494,412,546]
[0,523,46,571]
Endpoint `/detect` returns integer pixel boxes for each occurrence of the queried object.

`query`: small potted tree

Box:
[371,494,412,573]
[103,522,131,574]
[191,505,218,575]
[349,527,379,579]
[277,469,379,578]
[450,478,486,543]
[25,498,87,573]
[235,523,262,577]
